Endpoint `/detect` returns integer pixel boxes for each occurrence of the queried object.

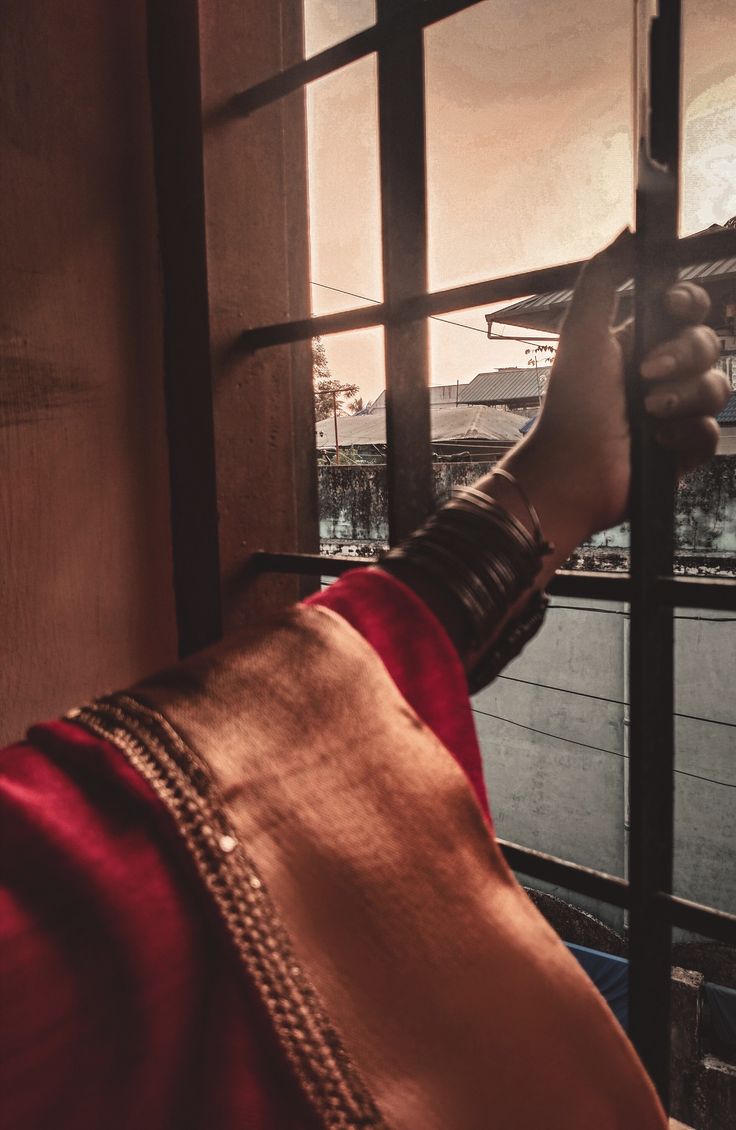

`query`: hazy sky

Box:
[304,1,736,404]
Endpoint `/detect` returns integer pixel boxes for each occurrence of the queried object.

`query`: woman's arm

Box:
[380,230,728,673]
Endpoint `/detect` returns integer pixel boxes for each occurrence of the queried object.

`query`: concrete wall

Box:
[474,596,736,929]
[319,457,736,563]
[1,2,177,743]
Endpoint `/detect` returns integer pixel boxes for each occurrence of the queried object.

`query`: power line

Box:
[496,672,736,729]
[473,706,625,758]
[471,706,736,788]
[310,281,558,347]
[548,602,736,623]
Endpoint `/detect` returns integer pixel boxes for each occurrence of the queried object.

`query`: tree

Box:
[312,337,359,421]
[525,342,557,399]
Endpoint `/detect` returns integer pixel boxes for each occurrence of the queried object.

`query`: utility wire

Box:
[548,603,736,623]
[310,281,558,347]
[496,672,736,729]
[471,706,736,788]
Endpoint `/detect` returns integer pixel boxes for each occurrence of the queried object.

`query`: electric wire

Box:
[496,672,736,729]
[310,281,559,347]
[471,706,736,788]
[548,603,736,623]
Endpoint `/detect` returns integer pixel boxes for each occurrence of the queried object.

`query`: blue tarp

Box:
[566,943,629,1031]
[565,942,736,1053]
[704,982,736,1054]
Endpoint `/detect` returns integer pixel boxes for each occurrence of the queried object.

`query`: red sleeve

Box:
[0,723,313,1130]
[306,567,489,818]
[1,568,486,1129]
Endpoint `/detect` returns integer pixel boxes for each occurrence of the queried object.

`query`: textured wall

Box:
[0,3,177,742]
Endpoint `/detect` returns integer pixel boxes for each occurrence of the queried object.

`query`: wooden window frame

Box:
[149,0,736,1108]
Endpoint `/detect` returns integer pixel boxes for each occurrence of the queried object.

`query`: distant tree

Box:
[524,343,557,368]
[347,395,364,414]
[312,337,359,421]
[313,336,331,382]
[525,342,557,398]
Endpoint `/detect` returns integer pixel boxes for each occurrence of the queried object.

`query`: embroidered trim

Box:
[69,695,387,1130]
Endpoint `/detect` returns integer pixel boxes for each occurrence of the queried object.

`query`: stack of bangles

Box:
[381,469,554,693]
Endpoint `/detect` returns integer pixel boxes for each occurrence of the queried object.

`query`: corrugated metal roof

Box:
[490,257,736,333]
[718,391,736,425]
[459,367,551,404]
[316,404,528,449]
[364,383,469,413]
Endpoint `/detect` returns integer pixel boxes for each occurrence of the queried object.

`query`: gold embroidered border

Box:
[69,694,387,1130]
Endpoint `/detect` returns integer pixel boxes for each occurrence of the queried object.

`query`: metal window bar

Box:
[377,0,434,542]
[626,1,680,1101]
[174,0,736,1113]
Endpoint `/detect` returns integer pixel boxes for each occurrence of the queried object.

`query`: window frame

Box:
[156,0,736,1109]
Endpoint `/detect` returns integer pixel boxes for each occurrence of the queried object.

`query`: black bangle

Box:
[382,487,550,658]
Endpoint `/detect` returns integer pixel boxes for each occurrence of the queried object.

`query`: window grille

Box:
[158,0,736,1109]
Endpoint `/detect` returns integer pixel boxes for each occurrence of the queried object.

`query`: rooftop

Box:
[488,221,736,335]
[316,403,528,450]
[459,367,551,405]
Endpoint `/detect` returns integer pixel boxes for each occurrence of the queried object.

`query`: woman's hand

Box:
[500,228,730,556]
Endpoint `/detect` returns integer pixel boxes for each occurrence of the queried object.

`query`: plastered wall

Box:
[0,2,177,743]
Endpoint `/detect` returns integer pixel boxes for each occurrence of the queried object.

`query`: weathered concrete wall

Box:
[474,596,736,929]
[0,3,177,742]
[318,462,488,542]
[319,457,736,561]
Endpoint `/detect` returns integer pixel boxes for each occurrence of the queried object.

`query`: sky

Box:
[304,1,736,405]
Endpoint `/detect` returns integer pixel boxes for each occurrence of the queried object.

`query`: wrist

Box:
[496,436,595,567]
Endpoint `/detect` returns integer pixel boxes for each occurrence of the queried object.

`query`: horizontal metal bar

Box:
[237,258,585,351]
[549,570,630,602]
[229,0,483,118]
[251,555,736,611]
[550,572,736,612]
[237,302,387,352]
[656,575,736,612]
[236,226,736,352]
[504,847,736,944]
[498,839,630,907]
[251,551,376,576]
[658,893,736,945]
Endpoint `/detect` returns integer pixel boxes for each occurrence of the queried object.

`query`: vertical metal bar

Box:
[281,0,320,599]
[146,0,222,657]
[627,0,682,1106]
[377,0,433,544]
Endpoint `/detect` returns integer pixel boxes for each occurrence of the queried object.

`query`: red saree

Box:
[0,569,665,1129]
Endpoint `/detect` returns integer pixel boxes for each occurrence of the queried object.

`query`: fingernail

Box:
[667,287,691,317]
[641,353,676,379]
[645,392,678,417]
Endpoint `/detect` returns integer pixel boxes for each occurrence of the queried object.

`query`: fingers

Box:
[654,415,721,474]
[640,324,721,380]
[664,281,711,325]
[644,366,730,419]
[562,228,633,342]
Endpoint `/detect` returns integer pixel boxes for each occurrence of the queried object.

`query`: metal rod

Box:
[497,840,630,908]
[146,0,222,657]
[377,0,433,543]
[236,225,736,353]
[626,0,682,1104]
[656,893,736,945]
[229,0,484,118]
[248,554,736,611]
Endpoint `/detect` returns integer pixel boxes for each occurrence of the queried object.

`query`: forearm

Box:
[378,434,582,678]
